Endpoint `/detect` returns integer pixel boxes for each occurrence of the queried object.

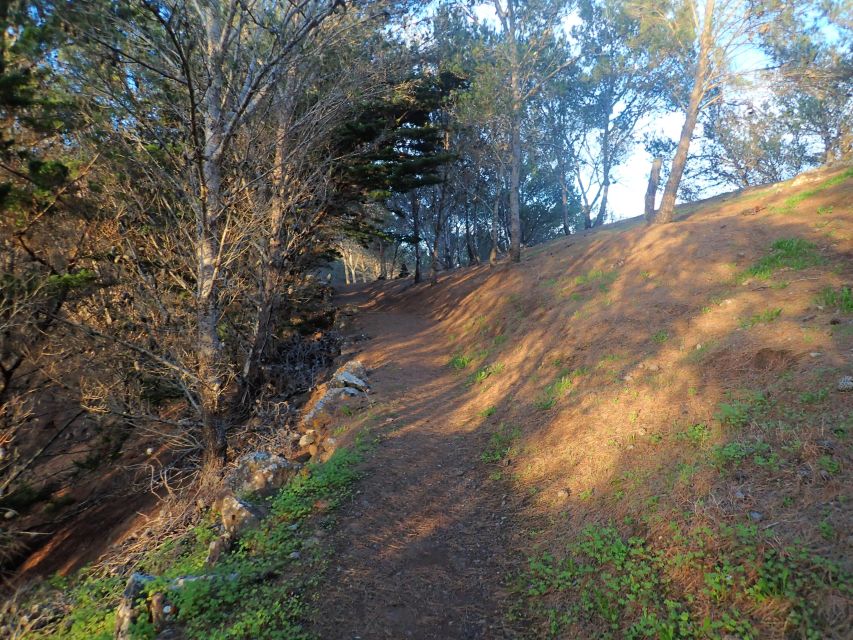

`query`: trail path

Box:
[312,284,515,640]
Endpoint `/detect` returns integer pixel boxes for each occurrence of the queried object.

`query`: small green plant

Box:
[816,286,853,313]
[535,366,588,410]
[466,362,504,386]
[651,329,669,343]
[479,406,497,418]
[481,424,521,463]
[449,353,472,370]
[573,269,617,287]
[739,238,823,282]
[818,455,840,475]
[677,422,711,446]
[739,307,782,328]
[534,395,556,411]
[714,391,767,428]
[818,519,835,541]
[798,388,828,404]
[816,205,833,215]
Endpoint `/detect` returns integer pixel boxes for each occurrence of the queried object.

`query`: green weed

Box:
[714,392,768,428]
[816,286,853,313]
[27,446,367,640]
[479,406,497,418]
[739,308,782,328]
[739,238,823,282]
[775,167,852,212]
[798,388,828,404]
[651,330,669,344]
[677,423,711,446]
[573,269,618,287]
[448,353,472,370]
[466,362,505,387]
[535,367,589,410]
[481,424,521,463]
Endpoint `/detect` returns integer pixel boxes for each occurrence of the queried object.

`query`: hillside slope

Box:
[9,165,850,640]
[319,164,852,639]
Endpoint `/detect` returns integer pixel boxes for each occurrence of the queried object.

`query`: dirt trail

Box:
[312,284,515,639]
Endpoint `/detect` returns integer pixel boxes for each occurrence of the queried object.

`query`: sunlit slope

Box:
[364,164,853,639]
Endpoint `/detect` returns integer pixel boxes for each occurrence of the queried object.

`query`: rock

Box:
[291,450,312,464]
[289,551,301,560]
[816,439,835,452]
[308,443,319,457]
[114,573,154,640]
[556,488,570,500]
[149,592,168,631]
[734,490,746,500]
[204,534,232,567]
[748,511,763,522]
[228,451,301,498]
[837,376,853,392]
[217,494,265,537]
[339,359,368,380]
[301,387,349,429]
[332,370,369,392]
[299,432,316,447]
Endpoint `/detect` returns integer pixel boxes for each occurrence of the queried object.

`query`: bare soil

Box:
[312,164,852,638]
[312,295,517,639]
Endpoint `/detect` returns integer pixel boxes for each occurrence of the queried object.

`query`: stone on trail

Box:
[228,451,301,498]
[837,375,853,392]
[216,494,266,537]
[332,370,369,392]
[114,572,154,640]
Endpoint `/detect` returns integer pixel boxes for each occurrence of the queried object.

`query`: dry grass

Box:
[351,163,853,638]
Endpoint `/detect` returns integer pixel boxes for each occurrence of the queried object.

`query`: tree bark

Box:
[464,203,478,264]
[489,176,501,266]
[559,159,571,236]
[508,110,522,261]
[644,156,663,222]
[499,0,523,263]
[378,240,387,279]
[656,0,715,224]
[593,103,613,227]
[412,192,421,283]
[197,8,227,473]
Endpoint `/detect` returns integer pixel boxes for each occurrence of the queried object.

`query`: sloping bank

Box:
[2,360,375,640]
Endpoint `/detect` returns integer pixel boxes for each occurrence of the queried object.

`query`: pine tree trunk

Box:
[412,192,421,283]
[465,205,478,264]
[559,165,571,236]
[656,0,715,224]
[593,90,614,228]
[378,240,387,279]
[489,179,501,266]
[644,157,663,222]
[198,23,227,474]
[508,114,522,262]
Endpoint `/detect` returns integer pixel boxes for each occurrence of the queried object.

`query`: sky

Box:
[468,2,775,222]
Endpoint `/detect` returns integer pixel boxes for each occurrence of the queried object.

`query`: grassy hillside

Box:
[7,165,850,639]
[360,164,853,638]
